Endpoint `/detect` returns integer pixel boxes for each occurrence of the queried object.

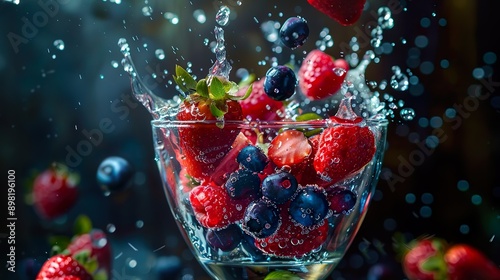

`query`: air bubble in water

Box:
[377,7,394,29]
[400,108,415,121]
[216,5,230,26]
[53,39,65,50]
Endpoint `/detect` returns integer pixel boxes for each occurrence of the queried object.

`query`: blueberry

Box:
[262,171,298,204]
[289,186,328,227]
[237,145,268,172]
[96,156,133,192]
[280,16,309,49]
[225,169,261,199]
[327,188,357,214]
[264,65,297,101]
[206,224,243,251]
[242,200,280,238]
[240,231,267,261]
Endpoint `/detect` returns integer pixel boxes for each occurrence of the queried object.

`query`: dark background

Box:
[0,0,499,279]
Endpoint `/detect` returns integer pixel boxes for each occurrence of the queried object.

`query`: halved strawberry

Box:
[268,129,313,170]
[298,49,348,100]
[210,132,252,186]
[307,0,367,26]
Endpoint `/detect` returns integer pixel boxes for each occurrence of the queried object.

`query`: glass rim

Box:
[151,118,389,128]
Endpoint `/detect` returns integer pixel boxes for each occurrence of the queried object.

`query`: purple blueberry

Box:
[264,65,297,101]
[206,224,243,251]
[237,145,268,172]
[96,156,133,192]
[261,171,298,204]
[280,16,309,49]
[242,199,280,238]
[327,188,357,214]
[289,186,328,227]
[225,169,261,199]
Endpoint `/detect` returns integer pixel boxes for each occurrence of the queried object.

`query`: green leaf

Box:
[230,83,253,101]
[209,76,226,100]
[209,102,226,118]
[196,79,209,98]
[296,112,323,122]
[264,271,301,280]
[73,214,93,236]
[174,65,197,92]
[49,235,71,253]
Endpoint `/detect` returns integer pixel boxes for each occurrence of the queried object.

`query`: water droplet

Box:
[142,6,153,16]
[3,0,20,5]
[106,223,116,233]
[155,49,165,60]
[215,5,230,26]
[400,108,415,121]
[193,9,206,24]
[164,12,179,24]
[53,39,65,51]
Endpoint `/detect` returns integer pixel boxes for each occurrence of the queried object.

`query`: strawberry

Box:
[36,254,93,280]
[32,163,79,220]
[268,129,313,170]
[255,204,329,258]
[399,237,448,280]
[444,244,500,280]
[313,99,376,183]
[298,49,348,100]
[189,184,250,229]
[210,132,252,186]
[173,65,251,182]
[66,229,112,278]
[307,0,367,26]
[239,78,285,122]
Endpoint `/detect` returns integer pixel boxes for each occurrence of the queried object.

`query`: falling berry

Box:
[280,16,309,49]
[264,65,297,101]
[96,156,133,192]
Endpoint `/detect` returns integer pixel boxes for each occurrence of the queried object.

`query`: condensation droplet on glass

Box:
[216,5,230,26]
[53,39,65,50]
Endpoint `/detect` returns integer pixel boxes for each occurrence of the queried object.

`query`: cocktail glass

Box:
[151,117,388,280]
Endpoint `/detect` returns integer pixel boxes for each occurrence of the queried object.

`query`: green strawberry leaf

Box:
[196,79,209,98]
[174,65,197,93]
[210,101,227,118]
[264,270,301,280]
[209,76,226,100]
[73,214,93,236]
[230,83,253,101]
[49,235,71,254]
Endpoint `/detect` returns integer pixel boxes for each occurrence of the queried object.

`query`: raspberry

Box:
[189,184,250,229]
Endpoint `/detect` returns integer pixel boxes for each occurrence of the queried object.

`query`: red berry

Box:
[178,99,243,182]
[444,244,500,280]
[401,238,447,280]
[32,164,79,220]
[66,229,112,277]
[189,184,250,229]
[298,49,348,100]
[239,78,285,122]
[313,117,375,183]
[36,254,92,280]
[268,129,313,169]
[256,205,329,258]
[307,0,367,26]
